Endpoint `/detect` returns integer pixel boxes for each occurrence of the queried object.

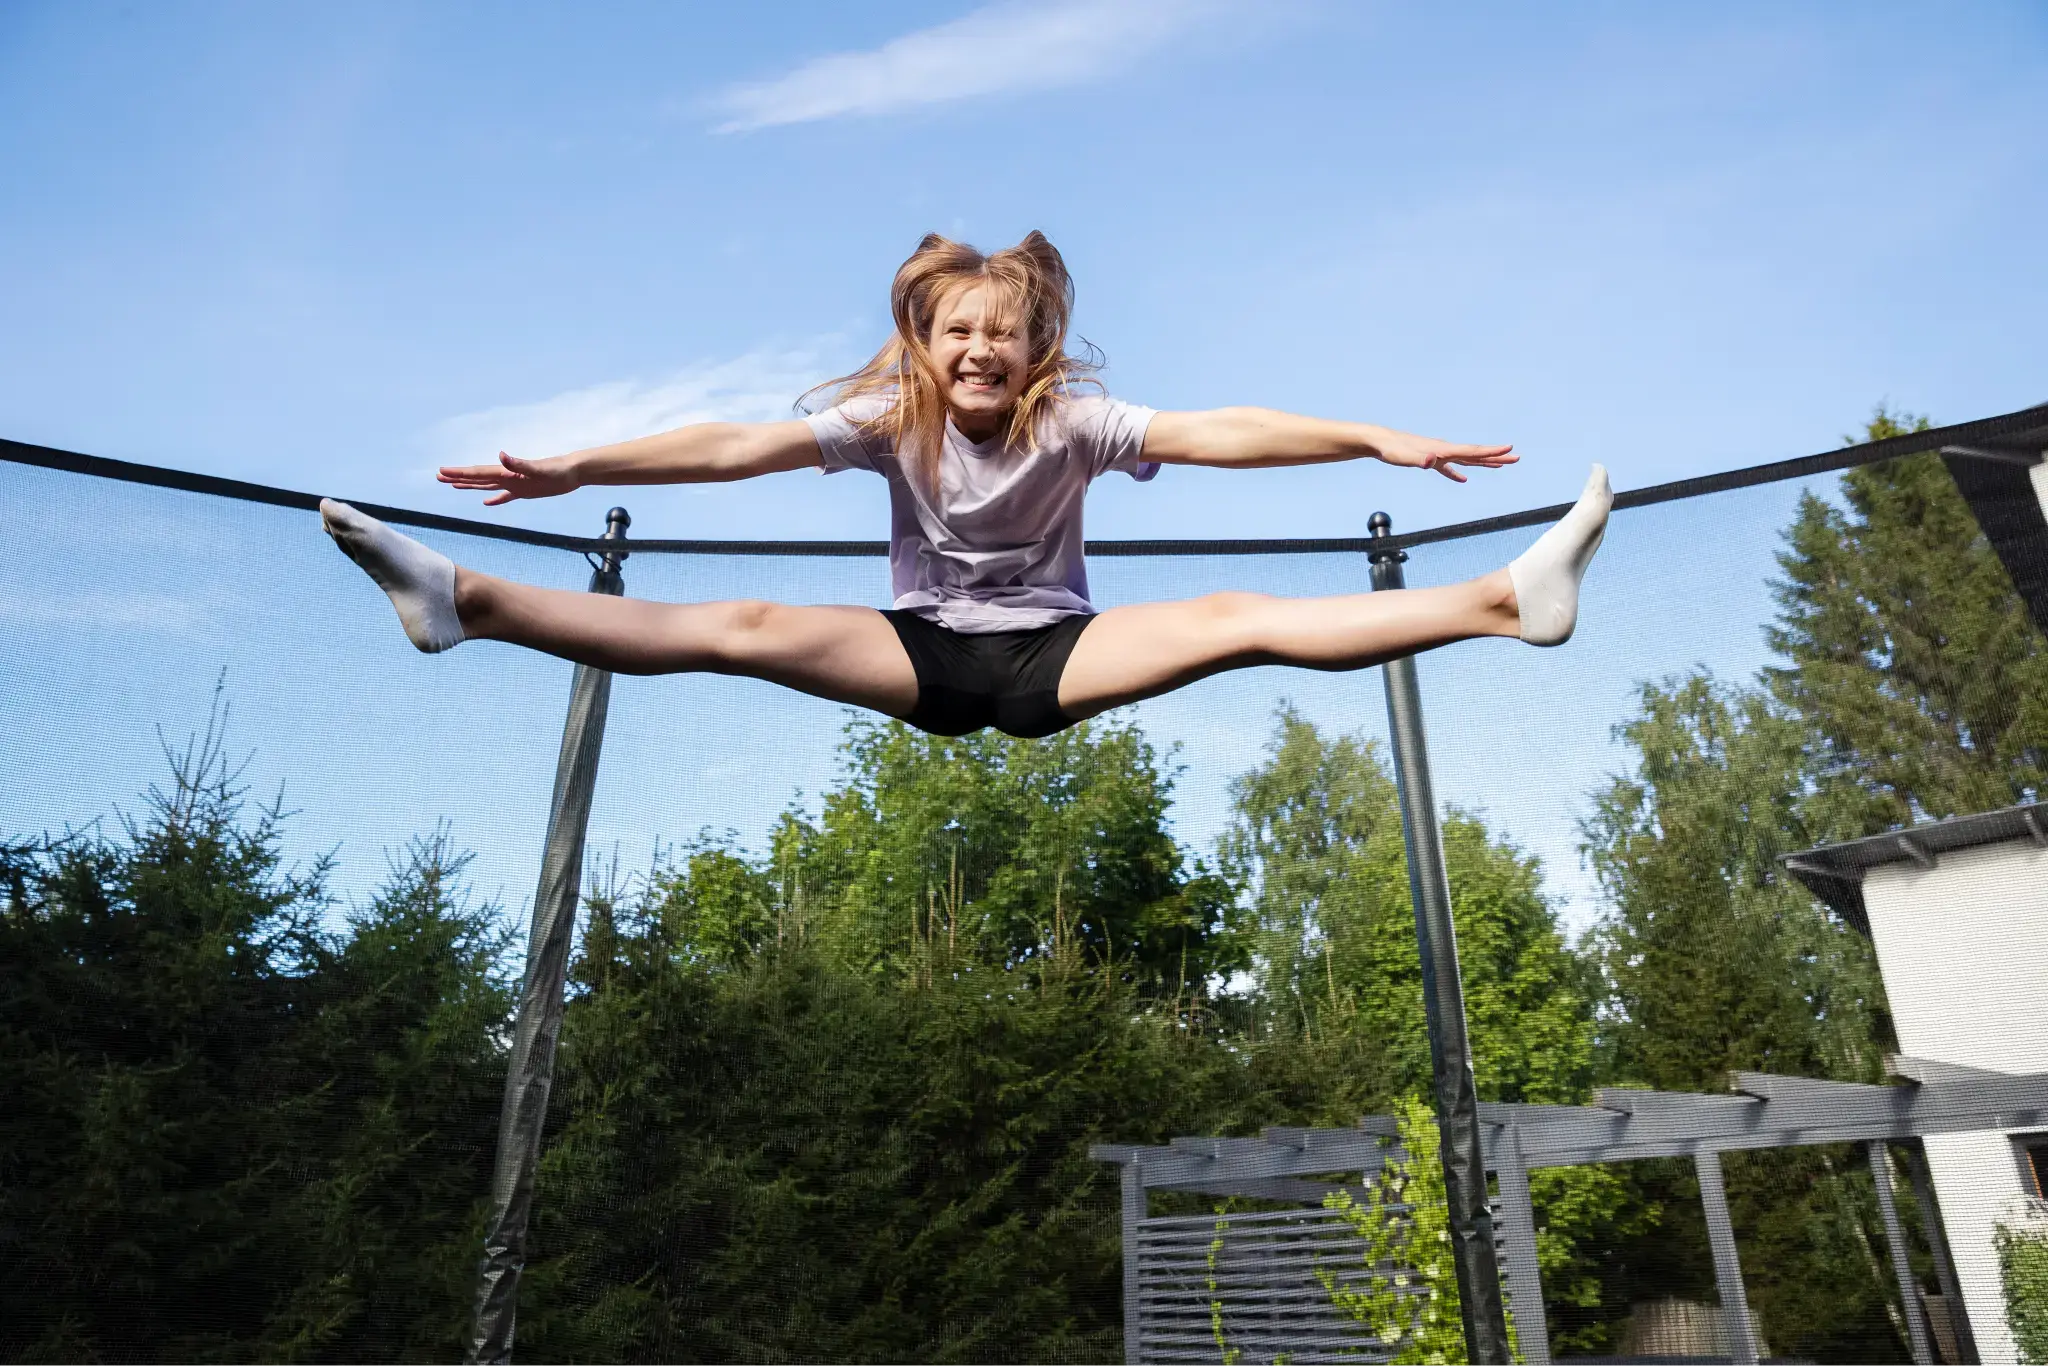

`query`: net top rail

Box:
[6,400,2045,557]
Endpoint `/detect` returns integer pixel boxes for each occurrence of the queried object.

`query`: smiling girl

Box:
[321,231,1609,738]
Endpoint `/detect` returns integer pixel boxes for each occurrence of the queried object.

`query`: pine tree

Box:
[1768,408,2048,827]
[518,715,1271,1363]
[0,711,510,1362]
[524,861,1258,1362]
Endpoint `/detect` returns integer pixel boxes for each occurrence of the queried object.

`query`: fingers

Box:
[438,452,536,500]
[1402,439,1513,483]
[1443,443,1516,466]
[437,463,510,485]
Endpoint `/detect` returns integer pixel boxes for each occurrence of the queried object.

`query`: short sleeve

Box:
[1064,396,1160,482]
[803,396,896,474]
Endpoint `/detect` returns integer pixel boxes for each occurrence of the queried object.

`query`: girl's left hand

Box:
[1375,431,1517,483]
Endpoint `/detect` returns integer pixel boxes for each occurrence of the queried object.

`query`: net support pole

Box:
[1366,514,1512,1364]
[468,507,631,1365]
[1867,1141,1935,1364]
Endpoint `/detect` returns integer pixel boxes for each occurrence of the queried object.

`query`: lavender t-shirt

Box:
[805,394,1159,633]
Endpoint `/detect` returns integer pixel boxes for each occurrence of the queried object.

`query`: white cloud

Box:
[423,345,844,468]
[706,0,1225,134]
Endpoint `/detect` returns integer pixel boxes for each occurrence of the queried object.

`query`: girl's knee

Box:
[707,599,782,663]
[1199,591,1275,625]
[1191,591,1278,651]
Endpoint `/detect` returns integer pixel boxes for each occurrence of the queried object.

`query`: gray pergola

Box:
[1094,1058,2048,1364]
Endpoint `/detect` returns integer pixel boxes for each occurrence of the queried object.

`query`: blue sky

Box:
[3,2,2045,931]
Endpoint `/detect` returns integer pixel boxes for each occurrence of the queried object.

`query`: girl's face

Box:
[929,281,1031,436]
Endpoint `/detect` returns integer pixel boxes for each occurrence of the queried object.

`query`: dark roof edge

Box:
[1783,800,2048,934]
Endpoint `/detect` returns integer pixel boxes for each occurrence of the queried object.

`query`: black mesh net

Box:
[4,413,2046,1364]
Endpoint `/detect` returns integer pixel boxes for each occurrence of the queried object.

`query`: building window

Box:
[2016,1133,2048,1198]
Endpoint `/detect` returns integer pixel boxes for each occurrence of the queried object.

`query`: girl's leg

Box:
[456,571,917,715]
[1057,574,1518,719]
[321,500,918,717]
[1059,464,1611,719]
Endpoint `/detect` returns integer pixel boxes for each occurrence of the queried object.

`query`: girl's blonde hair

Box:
[804,230,1099,493]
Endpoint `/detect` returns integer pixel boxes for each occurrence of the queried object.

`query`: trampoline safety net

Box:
[4,402,2048,1365]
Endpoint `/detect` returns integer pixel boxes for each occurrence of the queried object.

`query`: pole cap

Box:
[595,506,631,572]
[1366,510,1407,565]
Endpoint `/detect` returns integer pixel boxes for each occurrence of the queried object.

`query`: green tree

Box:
[516,716,1278,1362]
[1768,407,2048,827]
[1581,673,1910,1360]
[0,717,509,1363]
[1568,406,2048,1356]
[1585,674,1888,1091]
[770,718,1245,1000]
[521,867,1259,1361]
[1221,707,1625,1356]
[1221,706,1597,1108]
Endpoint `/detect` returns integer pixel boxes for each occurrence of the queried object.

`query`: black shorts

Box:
[882,609,1094,739]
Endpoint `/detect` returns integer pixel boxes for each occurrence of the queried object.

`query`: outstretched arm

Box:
[438,420,822,505]
[1143,407,1514,483]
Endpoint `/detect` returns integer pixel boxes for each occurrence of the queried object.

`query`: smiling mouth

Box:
[957,372,1006,391]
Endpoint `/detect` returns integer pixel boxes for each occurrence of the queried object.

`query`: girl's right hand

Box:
[437,452,579,506]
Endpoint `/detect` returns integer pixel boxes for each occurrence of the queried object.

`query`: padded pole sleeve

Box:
[468,531,627,1363]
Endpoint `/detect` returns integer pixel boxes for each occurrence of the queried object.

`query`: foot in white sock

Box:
[320,499,465,653]
[1506,465,1611,647]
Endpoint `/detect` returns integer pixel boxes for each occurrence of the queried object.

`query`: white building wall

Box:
[1921,1132,2030,1364]
[1864,839,2048,1364]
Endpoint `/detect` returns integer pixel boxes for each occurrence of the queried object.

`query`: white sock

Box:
[1506,465,1611,647]
[320,499,465,653]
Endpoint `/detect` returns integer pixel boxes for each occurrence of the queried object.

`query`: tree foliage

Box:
[770,718,1245,999]
[1222,707,1623,1353]
[1220,708,1595,1108]
[1585,674,1888,1092]
[0,718,508,1363]
[1768,409,2048,825]
[1316,1098,1493,1365]
[1577,671,1908,1359]
[510,717,1275,1361]
[1997,1209,2048,1364]
[1560,408,2044,1361]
